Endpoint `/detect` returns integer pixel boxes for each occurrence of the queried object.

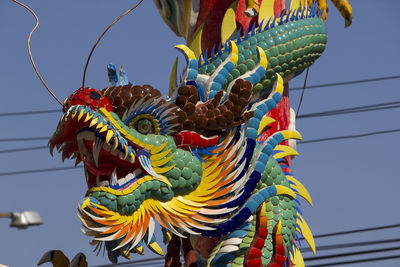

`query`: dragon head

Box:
[49,71,267,262]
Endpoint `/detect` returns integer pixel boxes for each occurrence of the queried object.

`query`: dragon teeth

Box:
[110,168,118,186]
[117,177,127,186]
[92,137,104,167]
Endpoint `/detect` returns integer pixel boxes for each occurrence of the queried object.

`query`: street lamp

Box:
[0,211,44,229]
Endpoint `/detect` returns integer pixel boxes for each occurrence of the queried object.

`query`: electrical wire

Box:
[297,129,400,144]
[297,100,400,119]
[0,166,83,177]
[301,238,400,253]
[0,137,50,142]
[290,74,400,91]
[296,67,310,116]
[1,75,399,117]
[0,145,47,154]
[309,223,400,239]
[304,246,400,261]
[306,254,400,267]
[0,109,59,117]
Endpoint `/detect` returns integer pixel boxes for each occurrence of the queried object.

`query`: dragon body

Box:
[48,0,352,266]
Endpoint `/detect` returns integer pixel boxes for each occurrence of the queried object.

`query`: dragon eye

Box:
[134,118,154,134]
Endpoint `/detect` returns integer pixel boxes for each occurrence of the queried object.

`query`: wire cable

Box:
[306,254,400,267]
[0,137,50,142]
[304,246,400,261]
[307,223,400,239]
[0,166,83,177]
[297,129,400,144]
[290,74,400,91]
[301,238,400,253]
[0,109,59,117]
[0,145,47,154]
[298,101,400,119]
[296,67,310,116]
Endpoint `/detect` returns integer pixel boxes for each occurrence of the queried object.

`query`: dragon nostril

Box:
[90,91,101,100]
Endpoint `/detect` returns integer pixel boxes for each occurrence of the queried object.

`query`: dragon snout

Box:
[63,87,112,112]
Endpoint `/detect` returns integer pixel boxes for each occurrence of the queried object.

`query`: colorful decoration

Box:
[46,0,352,266]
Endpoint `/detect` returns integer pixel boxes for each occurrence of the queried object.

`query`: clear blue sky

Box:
[0,1,399,266]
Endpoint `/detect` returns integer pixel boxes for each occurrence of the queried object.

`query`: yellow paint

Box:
[258,0,276,24]
[169,57,178,96]
[276,220,282,235]
[289,0,303,10]
[257,46,268,69]
[78,108,85,121]
[188,25,203,59]
[332,0,353,27]
[274,145,299,155]
[281,130,302,140]
[150,148,172,161]
[89,117,98,128]
[296,213,316,254]
[95,121,104,130]
[258,117,276,135]
[184,0,191,39]
[151,141,168,155]
[229,41,239,64]
[275,185,296,199]
[175,44,196,61]
[151,152,175,167]
[106,130,114,143]
[221,3,237,44]
[153,164,176,174]
[84,112,93,122]
[286,175,313,206]
[274,73,284,95]
[149,241,164,256]
[71,109,78,119]
[99,125,108,133]
[291,247,305,267]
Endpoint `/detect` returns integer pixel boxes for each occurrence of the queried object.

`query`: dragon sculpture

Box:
[45,0,352,266]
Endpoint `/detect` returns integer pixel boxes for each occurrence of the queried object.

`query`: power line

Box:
[297,129,400,144]
[290,74,400,91]
[301,238,400,253]
[298,101,400,119]
[304,246,400,262]
[0,137,50,142]
[296,67,310,116]
[0,109,59,117]
[0,145,47,154]
[0,75,399,118]
[310,223,400,239]
[306,254,400,267]
[0,166,83,177]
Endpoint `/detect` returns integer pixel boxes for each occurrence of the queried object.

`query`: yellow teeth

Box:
[106,130,114,143]
[89,118,98,128]
[84,113,94,122]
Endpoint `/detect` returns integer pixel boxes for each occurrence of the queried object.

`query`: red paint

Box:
[246,258,262,267]
[174,131,219,149]
[274,0,285,16]
[64,87,112,112]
